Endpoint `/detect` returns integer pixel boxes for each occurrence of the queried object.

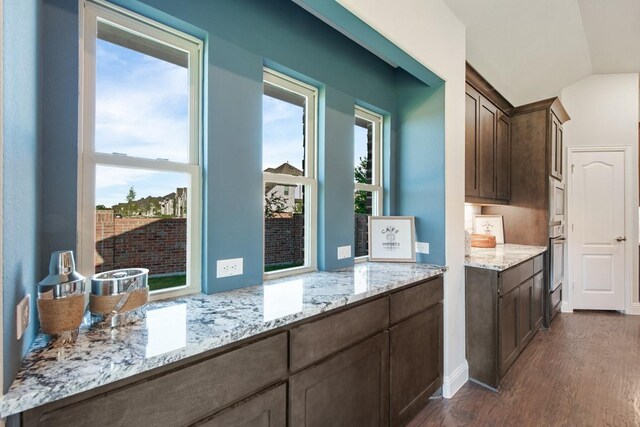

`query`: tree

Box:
[126,186,136,203]
[265,192,288,218]
[354,157,370,214]
[124,186,137,216]
[95,204,107,210]
[354,156,369,184]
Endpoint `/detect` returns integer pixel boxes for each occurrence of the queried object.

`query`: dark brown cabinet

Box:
[23,276,444,427]
[496,112,511,200]
[499,286,519,376]
[466,254,545,389]
[533,271,544,330]
[194,384,286,427]
[390,304,442,426]
[478,96,498,199]
[484,98,570,247]
[465,85,481,197]
[289,332,389,427]
[518,278,534,349]
[551,112,563,181]
[465,65,513,204]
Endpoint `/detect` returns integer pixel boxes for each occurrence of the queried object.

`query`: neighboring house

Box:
[112,187,188,218]
[264,162,304,215]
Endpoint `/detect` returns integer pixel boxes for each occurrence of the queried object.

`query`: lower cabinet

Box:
[194,384,286,427]
[518,278,534,349]
[467,253,546,389]
[533,271,544,329]
[390,304,442,426]
[22,275,444,427]
[289,332,389,427]
[499,286,519,376]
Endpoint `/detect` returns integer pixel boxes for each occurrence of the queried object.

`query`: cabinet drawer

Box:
[194,384,286,427]
[390,276,443,324]
[35,333,288,427]
[499,259,533,295]
[533,254,544,274]
[290,297,389,372]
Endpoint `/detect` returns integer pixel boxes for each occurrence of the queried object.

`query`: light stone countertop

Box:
[0,262,446,418]
[465,243,547,271]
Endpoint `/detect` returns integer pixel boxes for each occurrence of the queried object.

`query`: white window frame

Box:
[354,105,383,262]
[78,0,203,299]
[263,68,318,279]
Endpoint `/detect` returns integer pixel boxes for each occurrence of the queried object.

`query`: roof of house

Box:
[264,162,303,194]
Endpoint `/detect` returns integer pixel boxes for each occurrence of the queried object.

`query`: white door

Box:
[571,150,626,310]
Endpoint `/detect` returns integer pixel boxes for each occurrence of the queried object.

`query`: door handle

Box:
[616,236,627,242]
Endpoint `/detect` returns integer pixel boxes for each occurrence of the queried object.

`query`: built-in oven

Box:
[546,224,566,327]
[549,179,565,225]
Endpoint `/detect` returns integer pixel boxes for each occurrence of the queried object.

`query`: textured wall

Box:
[3,0,41,393]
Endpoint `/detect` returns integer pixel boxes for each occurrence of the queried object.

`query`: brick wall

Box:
[96,211,371,273]
[354,213,369,257]
[264,214,305,267]
[95,210,186,275]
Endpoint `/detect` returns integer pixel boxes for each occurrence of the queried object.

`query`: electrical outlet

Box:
[216,258,243,278]
[16,294,30,340]
[337,245,351,260]
[416,242,430,254]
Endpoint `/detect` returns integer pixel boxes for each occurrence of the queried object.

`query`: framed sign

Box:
[368,216,416,262]
[473,214,505,244]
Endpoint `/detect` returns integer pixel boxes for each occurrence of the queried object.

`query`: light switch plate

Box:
[337,245,352,260]
[216,258,243,278]
[416,242,430,254]
[16,294,30,340]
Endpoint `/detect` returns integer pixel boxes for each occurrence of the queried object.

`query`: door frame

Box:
[566,146,639,314]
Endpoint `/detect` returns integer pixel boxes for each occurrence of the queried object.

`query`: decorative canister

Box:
[89,268,149,327]
[37,250,86,337]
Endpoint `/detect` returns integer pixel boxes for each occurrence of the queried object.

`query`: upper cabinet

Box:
[511,98,570,183]
[465,64,514,204]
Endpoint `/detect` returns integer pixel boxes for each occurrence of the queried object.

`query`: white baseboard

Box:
[442,360,468,398]
[627,303,640,315]
[561,301,573,313]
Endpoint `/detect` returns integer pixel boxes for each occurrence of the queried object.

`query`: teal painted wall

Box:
[2,0,42,392]
[395,70,446,265]
[3,0,447,391]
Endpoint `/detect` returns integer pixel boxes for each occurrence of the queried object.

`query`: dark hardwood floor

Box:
[409,311,640,427]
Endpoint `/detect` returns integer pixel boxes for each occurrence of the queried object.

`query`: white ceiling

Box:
[442,0,640,106]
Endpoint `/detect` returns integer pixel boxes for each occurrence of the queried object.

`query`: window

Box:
[79,1,202,298]
[354,106,383,258]
[263,69,317,276]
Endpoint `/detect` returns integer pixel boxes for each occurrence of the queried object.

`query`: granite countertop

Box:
[0,262,446,418]
[465,243,547,271]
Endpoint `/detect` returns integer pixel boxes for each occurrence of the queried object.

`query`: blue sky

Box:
[95,38,190,207]
[95,39,365,207]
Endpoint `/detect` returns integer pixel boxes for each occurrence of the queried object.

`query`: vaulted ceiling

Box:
[442,0,640,106]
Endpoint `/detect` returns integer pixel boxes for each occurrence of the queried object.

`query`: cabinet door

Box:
[518,279,534,350]
[499,287,519,376]
[465,84,481,197]
[556,124,563,180]
[550,113,562,180]
[496,112,511,201]
[194,384,286,427]
[289,332,389,427]
[532,271,544,330]
[478,97,497,199]
[390,304,442,426]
